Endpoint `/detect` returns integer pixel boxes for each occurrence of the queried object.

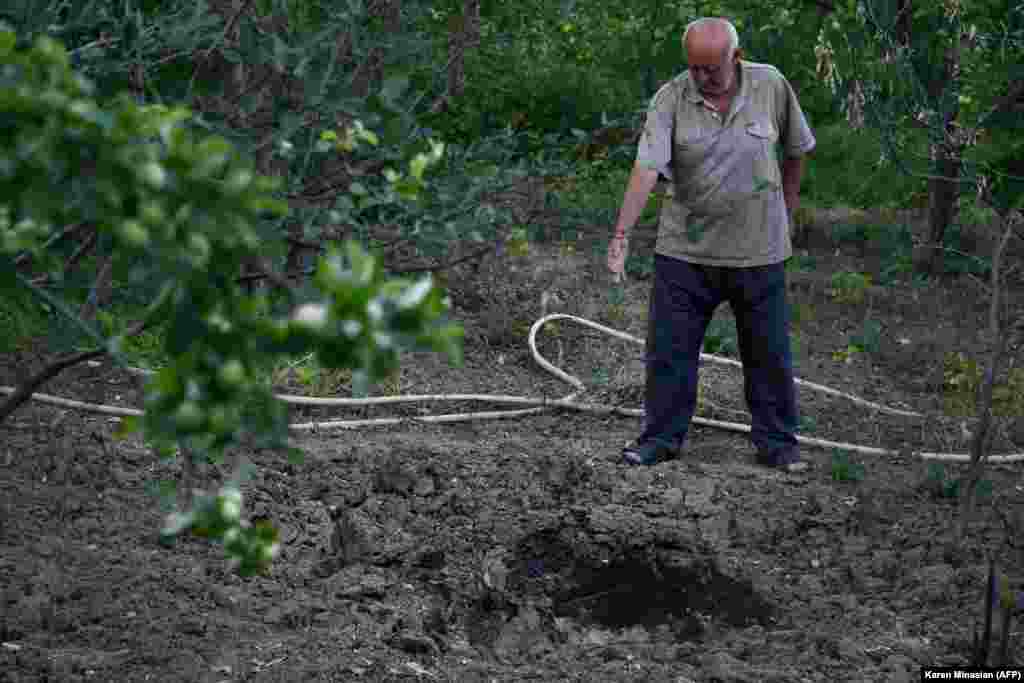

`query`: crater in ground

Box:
[553,558,773,636]
[488,528,775,645]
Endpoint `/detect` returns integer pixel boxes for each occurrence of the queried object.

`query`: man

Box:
[607,17,816,470]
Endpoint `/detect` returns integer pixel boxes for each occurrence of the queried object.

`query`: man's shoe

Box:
[622,441,678,467]
[755,447,808,473]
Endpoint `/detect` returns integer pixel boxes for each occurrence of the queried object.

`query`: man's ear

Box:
[733,48,744,63]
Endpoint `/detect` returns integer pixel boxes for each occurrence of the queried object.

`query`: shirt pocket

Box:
[674,124,717,170]
[744,120,781,192]
[745,120,778,142]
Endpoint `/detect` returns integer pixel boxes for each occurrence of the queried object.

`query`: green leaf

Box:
[353,121,379,146]
[410,154,429,181]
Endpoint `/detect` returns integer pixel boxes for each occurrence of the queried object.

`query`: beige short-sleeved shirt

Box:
[637,60,816,267]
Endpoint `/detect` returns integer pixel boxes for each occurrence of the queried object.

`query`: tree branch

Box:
[236,267,314,284]
[0,272,169,426]
[248,257,298,292]
[971,80,1024,138]
[63,226,99,276]
[188,0,259,95]
[12,223,85,267]
[959,208,1019,537]
[0,315,150,425]
[0,349,107,424]
[390,243,495,274]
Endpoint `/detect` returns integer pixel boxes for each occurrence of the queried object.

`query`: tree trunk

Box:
[353,0,401,97]
[895,0,912,47]
[430,1,480,113]
[916,28,965,274]
[449,1,479,101]
[446,13,467,100]
[846,80,865,129]
[916,145,963,273]
[465,0,481,49]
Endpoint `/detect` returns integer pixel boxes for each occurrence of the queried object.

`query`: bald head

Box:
[683,18,741,98]
[683,18,739,61]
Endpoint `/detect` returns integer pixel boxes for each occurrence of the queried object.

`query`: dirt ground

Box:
[2,208,1023,682]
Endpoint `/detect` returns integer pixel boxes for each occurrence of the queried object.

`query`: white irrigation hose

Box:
[2,312,1022,464]
[0,387,144,418]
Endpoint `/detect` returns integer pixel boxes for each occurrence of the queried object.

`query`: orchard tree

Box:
[819,0,1024,272]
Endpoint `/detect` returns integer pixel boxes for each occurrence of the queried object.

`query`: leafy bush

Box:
[802,124,928,209]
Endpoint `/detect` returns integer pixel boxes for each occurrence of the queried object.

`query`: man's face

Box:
[687,43,738,98]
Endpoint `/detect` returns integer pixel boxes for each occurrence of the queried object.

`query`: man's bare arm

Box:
[608,163,660,277]
[614,163,661,237]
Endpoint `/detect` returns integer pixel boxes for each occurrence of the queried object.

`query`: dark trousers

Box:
[640,254,799,457]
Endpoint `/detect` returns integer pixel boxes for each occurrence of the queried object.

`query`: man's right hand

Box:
[607,233,629,281]
[607,164,658,282]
